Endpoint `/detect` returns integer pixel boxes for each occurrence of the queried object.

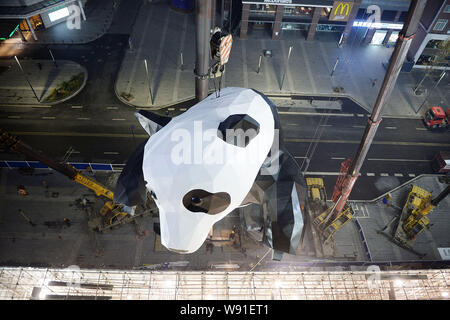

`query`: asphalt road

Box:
[0,0,449,201]
[1,97,449,200]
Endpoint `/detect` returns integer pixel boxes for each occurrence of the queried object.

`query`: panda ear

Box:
[135,110,171,136]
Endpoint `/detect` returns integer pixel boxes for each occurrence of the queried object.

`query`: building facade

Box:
[406,0,450,70]
[0,0,86,41]
[230,0,449,70]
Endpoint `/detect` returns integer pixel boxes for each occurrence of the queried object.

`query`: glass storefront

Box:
[250,4,277,14]
[371,30,387,45]
[19,14,44,31]
[387,31,399,45]
[316,24,344,32]
[416,39,450,68]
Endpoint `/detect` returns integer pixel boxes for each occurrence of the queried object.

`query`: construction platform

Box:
[0,168,449,271]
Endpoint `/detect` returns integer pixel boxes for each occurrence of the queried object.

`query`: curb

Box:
[0,61,88,107]
[42,64,89,106]
[350,174,447,203]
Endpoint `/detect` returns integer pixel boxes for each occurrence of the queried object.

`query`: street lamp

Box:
[14,55,40,103]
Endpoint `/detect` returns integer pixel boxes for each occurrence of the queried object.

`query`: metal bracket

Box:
[194,68,209,80]
[368,117,382,125]
[398,33,415,41]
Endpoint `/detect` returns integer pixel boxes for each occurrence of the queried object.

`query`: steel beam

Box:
[195,0,212,102]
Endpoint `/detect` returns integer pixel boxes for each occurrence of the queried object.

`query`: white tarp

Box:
[141,88,275,253]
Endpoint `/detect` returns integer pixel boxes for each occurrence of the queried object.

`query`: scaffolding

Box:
[0,267,449,300]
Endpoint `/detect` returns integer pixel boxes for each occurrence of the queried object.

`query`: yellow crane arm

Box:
[73,173,114,200]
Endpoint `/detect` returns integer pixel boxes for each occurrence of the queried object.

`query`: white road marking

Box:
[0,105,52,108]
[385,126,397,130]
[305,172,340,176]
[394,173,404,177]
[294,156,307,159]
[366,173,375,176]
[104,152,119,155]
[367,158,430,162]
[415,127,427,131]
[357,114,365,117]
[7,115,21,119]
[77,117,90,120]
[305,172,362,176]
[409,173,416,177]
[180,108,187,111]
[41,116,55,120]
[112,118,126,121]
[319,124,333,127]
[380,173,389,177]
[352,125,365,128]
[107,106,119,110]
[278,111,353,117]
[288,123,299,126]
[168,108,175,111]
[331,157,346,160]
[71,105,83,109]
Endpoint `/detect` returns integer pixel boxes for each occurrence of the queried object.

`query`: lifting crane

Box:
[307,0,427,245]
[378,183,450,257]
[0,129,138,231]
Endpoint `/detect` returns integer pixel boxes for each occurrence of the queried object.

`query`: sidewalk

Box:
[34,0,117,45]
[0,59,87,105]
[115,2,449,116]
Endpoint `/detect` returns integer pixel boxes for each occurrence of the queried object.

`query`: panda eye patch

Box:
[183,189,231,215]
[217,114,260,147]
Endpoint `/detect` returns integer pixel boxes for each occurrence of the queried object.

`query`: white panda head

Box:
[141,87,275,253]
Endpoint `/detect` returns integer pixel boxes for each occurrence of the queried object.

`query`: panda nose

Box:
[183,189,231,215]
[191,196,202,205]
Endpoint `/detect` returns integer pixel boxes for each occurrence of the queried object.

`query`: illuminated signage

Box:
[48,7,70,22]
[329,1,353,21]
[353,21,403,30]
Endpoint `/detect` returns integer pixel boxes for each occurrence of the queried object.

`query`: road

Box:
[0,0,448,201]
[1,96,449,200]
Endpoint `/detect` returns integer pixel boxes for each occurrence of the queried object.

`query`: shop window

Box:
[425,39,443,49]
[321,7,331,17]
[249,4,277,14]
[29,14,44,30]
[19,20,30,31]
[316,24,344,32]
[433,19,448,32]
[371,30,387,45]
[387,31,399,44]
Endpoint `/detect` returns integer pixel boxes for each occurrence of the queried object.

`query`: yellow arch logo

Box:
[330,1,354,21]
[335,3,350,16]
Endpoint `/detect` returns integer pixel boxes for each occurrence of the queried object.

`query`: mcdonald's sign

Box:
[329,1,354,22]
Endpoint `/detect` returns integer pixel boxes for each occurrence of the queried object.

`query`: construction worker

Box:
[17,185,28,196]
[382,194,392,205]
[63,218,71,227]
[18,209,36,226]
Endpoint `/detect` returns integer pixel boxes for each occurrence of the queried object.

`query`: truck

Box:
[422,106,450,130]
[432,151,450,173]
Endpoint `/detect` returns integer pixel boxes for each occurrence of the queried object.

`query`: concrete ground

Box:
[0,168,448,271]
[0,59,87,105]
[115,2,449,116]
